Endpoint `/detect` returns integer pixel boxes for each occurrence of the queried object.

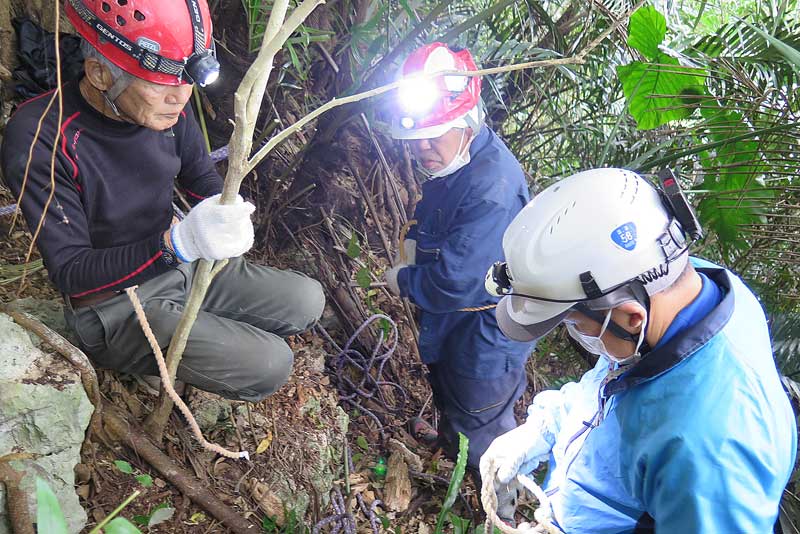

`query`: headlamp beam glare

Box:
[398,77,439,116]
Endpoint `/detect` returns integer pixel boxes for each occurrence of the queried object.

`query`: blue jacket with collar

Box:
[534,260,797,533]
[396,126,533,378]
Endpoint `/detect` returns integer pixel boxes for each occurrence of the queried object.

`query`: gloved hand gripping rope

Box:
[126,286,250,461]
[481,459,559,534]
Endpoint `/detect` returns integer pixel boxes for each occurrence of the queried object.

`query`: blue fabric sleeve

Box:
[397,198,511,313]
[637,422,783,532]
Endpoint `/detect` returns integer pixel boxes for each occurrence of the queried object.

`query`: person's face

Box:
[115,77,194,131]
[406,127,468,173]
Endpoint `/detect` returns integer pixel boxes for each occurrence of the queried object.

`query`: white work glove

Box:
[385,264,405,295]
[401,239,416,265]
[170,194,255,262]
[480,418,553,485]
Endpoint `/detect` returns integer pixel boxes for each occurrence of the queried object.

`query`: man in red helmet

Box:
[384,43,535,483]
[0,0,324,402]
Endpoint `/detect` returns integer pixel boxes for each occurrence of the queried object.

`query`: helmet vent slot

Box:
[101,2,111,12]
[133,10,145,21]
[117,0,128,4]
[116,15,126,26]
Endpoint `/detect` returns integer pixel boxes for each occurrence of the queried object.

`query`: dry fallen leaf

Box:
[256,430,274,454]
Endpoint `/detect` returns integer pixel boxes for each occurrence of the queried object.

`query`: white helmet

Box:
[490,168,693,342]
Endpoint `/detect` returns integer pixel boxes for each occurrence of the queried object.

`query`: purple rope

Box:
[317,314,407,439]
[0,204,17,216]
[313,487,383,534]
[210,145,229,162]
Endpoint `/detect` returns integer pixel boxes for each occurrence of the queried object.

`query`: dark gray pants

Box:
[64,258,325,402]
[427,363,527,470]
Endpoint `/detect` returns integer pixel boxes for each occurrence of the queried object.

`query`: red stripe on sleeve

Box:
[70,251,164,298]
[60,112,82,191]
[180,187,206,200]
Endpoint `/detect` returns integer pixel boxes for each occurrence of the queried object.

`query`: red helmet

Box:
[65,0,219,86]
[391,42,482,140]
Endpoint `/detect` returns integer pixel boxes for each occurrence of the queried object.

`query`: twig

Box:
[103,407,258,533]
[348,162,393,261]
[87,490,141,534]
[146,0,325,439]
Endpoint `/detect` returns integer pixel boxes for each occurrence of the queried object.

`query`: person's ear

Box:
[616,301,647,331]
[83,57,114,92]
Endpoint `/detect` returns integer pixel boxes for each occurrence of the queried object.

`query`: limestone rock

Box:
[0,313,93,534]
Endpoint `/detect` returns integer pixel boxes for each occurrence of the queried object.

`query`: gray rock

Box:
[0,313,93,534]
[12,297,77,346]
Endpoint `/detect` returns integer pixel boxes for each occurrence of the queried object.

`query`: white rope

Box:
[481,459,560,534]
[126,286,250,461]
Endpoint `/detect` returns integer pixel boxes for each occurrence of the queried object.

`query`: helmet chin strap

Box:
[102,75,132,118]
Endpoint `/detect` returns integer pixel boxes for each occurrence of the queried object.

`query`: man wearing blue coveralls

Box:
[383,42,535,481]
[481,168,796,532]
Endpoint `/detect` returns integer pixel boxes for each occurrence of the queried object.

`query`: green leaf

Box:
[134,474,153,487]
[132,515,150,527]
[104,517,142,534]
[695,106,773,250]
[114,460,134,474]
[36,478,69,534]
[434,433,469,534]
[627,5,667,60]
[617,54,705,129]
[346,232,361,259]
[356,435,369,451]
[261,515,279,532]
[379,514,391,529]
[351,452,363,465]
[745,22,800,72]
[356,267,372,289]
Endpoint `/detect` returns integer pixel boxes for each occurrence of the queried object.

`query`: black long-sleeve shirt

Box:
[1,79,222,297]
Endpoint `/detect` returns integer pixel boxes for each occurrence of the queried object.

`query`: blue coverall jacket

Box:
[533,259,796,533]
[397,125,533,379]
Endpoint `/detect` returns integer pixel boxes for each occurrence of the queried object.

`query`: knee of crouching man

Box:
[296,277,325,330]
[239,342,295,402]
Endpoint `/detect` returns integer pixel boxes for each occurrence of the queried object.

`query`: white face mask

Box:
[565,309,647,364]
[418,129,472,179]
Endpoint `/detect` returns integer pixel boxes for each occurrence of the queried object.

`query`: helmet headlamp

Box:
[398,78,440,117]
[184,46,220,87]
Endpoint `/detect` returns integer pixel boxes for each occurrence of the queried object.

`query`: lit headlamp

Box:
[184,46,220,87]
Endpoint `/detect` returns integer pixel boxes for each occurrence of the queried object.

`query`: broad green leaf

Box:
[617,54,705,129]
[132,515,149,527]
[346,232,361,259]
[134,474,153,487]
[628,5,667,60]
[695,105,773,250]
[104,517,142,534]
[147,506,175,527]
[356,435,369,450]
[356,267,372,289]
[36,478,69,534]
[114,460,134,474]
